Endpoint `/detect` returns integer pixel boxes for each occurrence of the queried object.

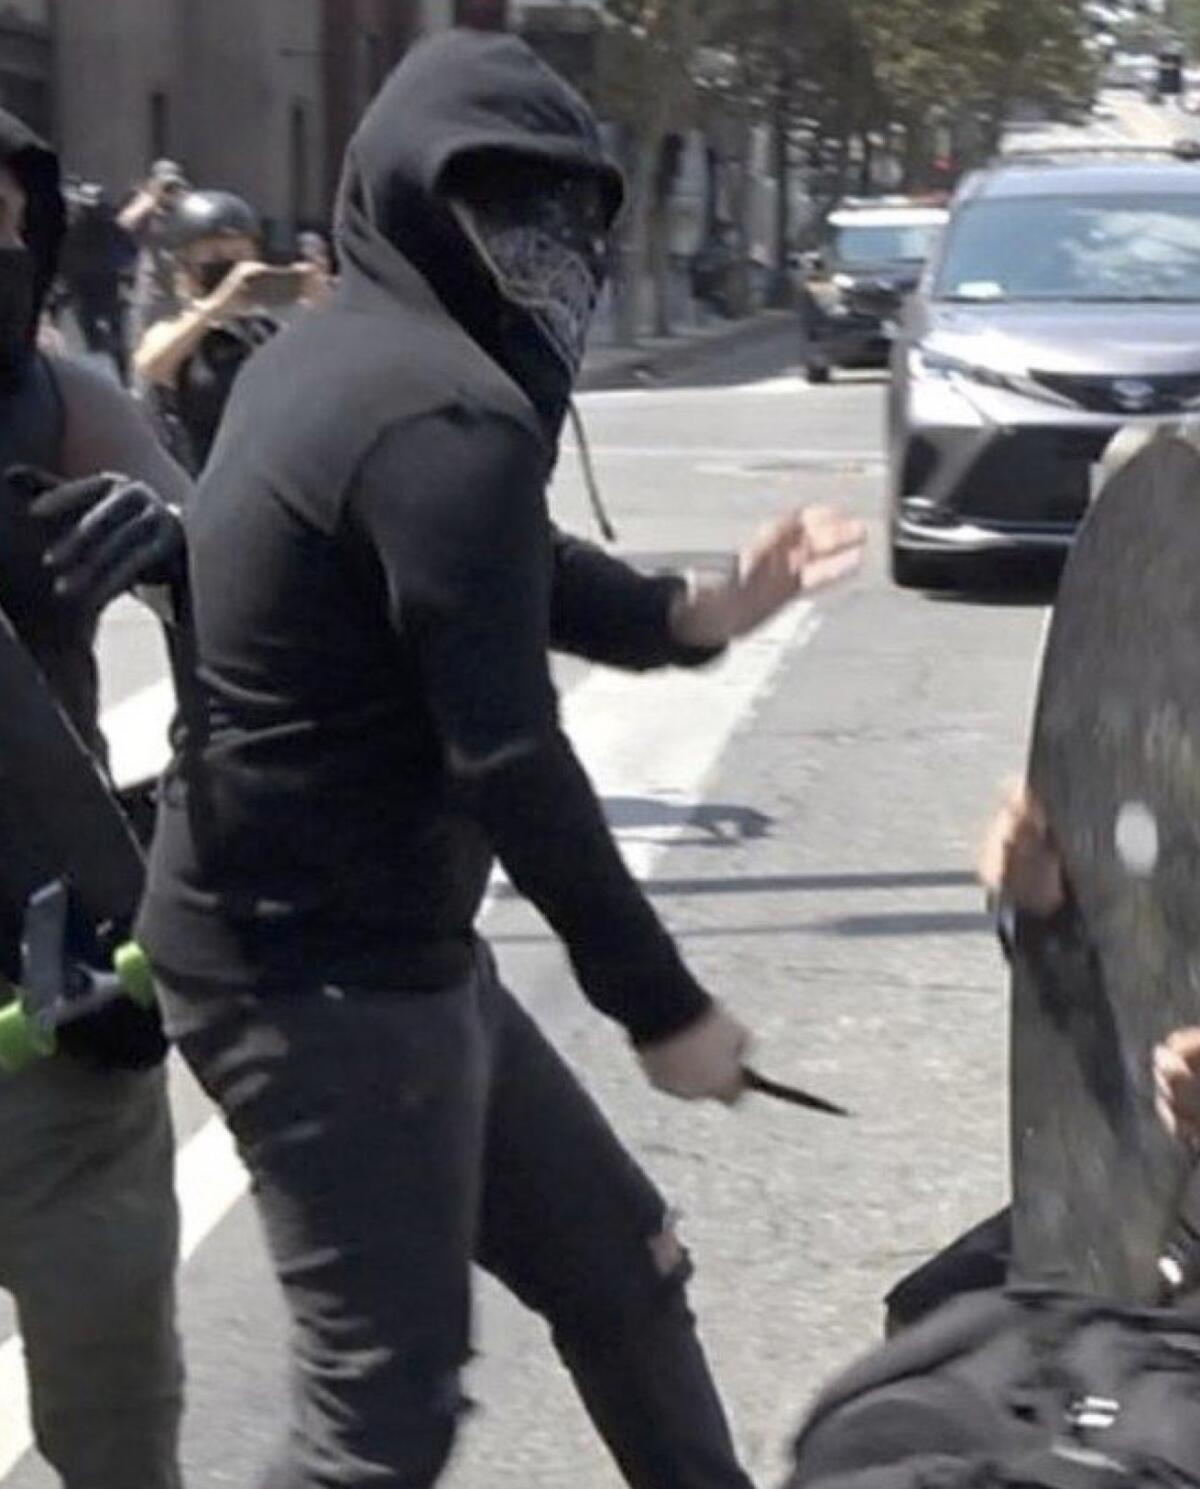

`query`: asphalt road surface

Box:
[0,324,1051,1487]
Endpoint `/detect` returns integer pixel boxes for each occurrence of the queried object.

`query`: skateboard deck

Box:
[0,601,143,931]
[1010,430,1200,1302]
[0,598,151,1067]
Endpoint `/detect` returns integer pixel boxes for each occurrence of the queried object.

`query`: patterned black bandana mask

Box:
[453,174,611,380]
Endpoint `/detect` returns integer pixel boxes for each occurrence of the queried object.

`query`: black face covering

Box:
[334,32,624,439]
[0,248,36,392]
[452,171,610,380]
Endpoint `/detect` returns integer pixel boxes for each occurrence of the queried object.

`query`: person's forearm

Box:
[117,191,157,236]
[134,303,214,386]
[468,729,712,1044]
[552,532,723,671]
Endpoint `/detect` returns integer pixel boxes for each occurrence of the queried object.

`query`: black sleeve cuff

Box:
[569,934,715,1047]
[653,575,728,670]
[550,532,727,671]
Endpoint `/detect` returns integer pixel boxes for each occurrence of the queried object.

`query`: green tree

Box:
[1168,0,1200,53]
[586,0,1097,339]
[845,0,1097,182]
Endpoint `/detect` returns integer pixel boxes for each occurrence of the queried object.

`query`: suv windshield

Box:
[934,193,1200,303]
[832,223,942,266]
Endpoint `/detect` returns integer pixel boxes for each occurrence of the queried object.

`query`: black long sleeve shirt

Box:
[140,31,723,1044]
[140,406,717,1044]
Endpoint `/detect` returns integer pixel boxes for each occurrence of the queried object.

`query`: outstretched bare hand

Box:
[670,506,867,649]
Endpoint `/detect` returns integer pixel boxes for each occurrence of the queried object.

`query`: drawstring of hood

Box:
[567,401,617,544]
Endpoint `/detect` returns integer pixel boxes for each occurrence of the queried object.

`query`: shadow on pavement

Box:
[824,910,991,937]
[492,866,977,906]
[620,868,977,898]
[604,797,774,843]
[491,909,992,946]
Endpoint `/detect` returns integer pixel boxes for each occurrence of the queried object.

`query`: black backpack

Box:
[787,1290,1200,1489]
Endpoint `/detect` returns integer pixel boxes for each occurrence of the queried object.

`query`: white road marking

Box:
[565,602,821,879]
[485,600,822,901]
[102,676,175,789]
[0,1344,29,1479]
[0,595,827,1479]
[175,1117,251,1259]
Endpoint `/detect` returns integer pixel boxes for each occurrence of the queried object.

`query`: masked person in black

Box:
[0,111,191,1489]
[58,182,136,384]
[135,190,321,472]
[139,31,864,1489]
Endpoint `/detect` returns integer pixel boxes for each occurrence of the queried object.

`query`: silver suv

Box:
[888,146,1200,588]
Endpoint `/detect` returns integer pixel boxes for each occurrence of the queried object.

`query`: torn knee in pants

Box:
[648,1214,693,1286]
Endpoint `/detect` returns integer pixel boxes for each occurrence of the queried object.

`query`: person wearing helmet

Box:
[0,113,191,1488]
[134,189,319,471]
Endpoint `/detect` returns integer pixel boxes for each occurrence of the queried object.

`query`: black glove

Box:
[8,466,185,616]
[57,996,169,1072]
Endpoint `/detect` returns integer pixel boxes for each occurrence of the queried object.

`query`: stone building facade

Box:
[0,0,600,245]
[0,0,52,140]
[54,0,331,244]
[0,1,445,245]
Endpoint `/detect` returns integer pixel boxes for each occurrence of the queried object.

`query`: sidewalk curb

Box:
[578,310,795,392]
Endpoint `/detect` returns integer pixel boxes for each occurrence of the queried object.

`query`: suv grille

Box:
[1030,370,1200,415]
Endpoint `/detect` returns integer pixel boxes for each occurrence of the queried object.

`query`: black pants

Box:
[159,947,754,1489]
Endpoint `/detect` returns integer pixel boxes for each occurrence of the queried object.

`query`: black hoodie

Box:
[0,118,91,974]
[0,113,100,747]
[0,109,66,331]
[139,32,714,1044]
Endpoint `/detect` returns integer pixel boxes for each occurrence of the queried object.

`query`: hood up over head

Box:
[0,110,65,324]
[335,29,624,431]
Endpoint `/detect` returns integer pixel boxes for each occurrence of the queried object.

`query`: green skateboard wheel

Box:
[0,994,54,1073]
[0,945,155,1077]
[114,943,155,1008]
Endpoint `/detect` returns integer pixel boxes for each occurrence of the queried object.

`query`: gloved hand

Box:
[8,466,185,616]
[58,996,169,1072]
[638,1004,750,1105]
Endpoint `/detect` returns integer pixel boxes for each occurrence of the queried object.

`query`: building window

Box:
[290,102,309,230]
[454,0,508,28]
[149,91,170,159]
